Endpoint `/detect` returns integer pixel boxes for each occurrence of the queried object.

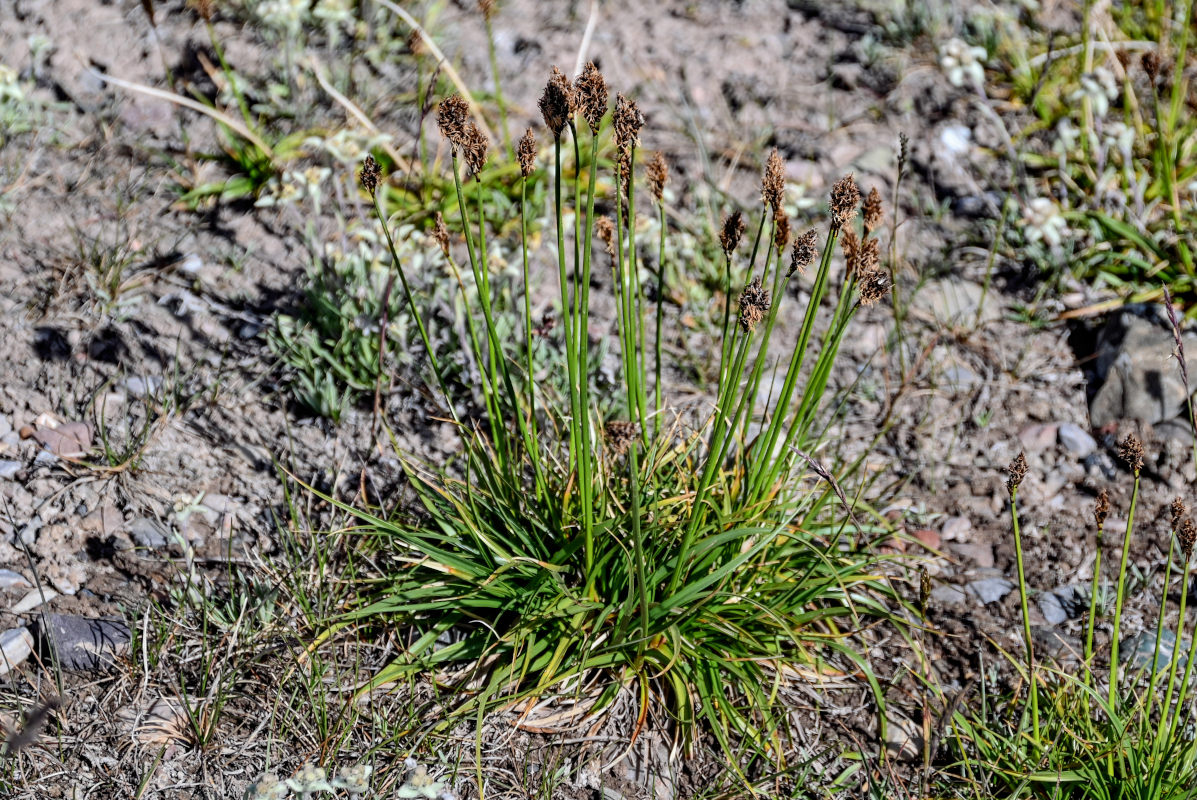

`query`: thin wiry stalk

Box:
[578,130,601,595]
[1108,469,1141,720]
[1010,485,1040,747]
[653,202,666,437]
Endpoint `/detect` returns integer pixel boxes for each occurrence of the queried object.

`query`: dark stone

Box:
[34,614,131,671]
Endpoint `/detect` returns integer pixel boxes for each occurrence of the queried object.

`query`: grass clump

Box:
[947,432,1197,798]
[313,62,903,771]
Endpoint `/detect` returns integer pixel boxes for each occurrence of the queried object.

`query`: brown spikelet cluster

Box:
[613,94,644,154]
[359,154,380,196]
[461,124,489,178]
[738,276,771,333]
[605,420,639,456]
[406,29,425,57]
[762,148,785,217]
[720,211,745,257]
[517,128,536,178]
[1181,517,1197,561]
[618,149,633,202]
[1006,451,1028,494]
[1143,51,1162,83]
[898,132,909,172]
[773,214,790,253]
[433,212,450,257]
[1173,497,1188,531]
[538,67,574,137]
[596,216,616,257]
[789,230,818,276]
[862,187,883,236]
[437,94,470,149]
[841,229,880,277]
[1094,488,1110,529]
[857,267,890,307]
[646,152,668,203]
[575,62,608,134]
[190,0,215,22]
[829,173,861,229]
[1119,433,1144,473]
[477,0,496,20]
[918,567,931,615]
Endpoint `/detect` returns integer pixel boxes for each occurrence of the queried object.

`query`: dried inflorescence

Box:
[596,216,616,257]
[789,230,818,276]
[613,94,644,154]
[1173,497,1188,531]
[762,148,785,218]
[461,123,489,178]
[190,0,215,22]
[841,229,879,277]
[720,211,745,257]
[862,186,883,236]
[1094,488,1110,529]
[517,128,536,178]
[575,61,608,134]
[406,29,425,57]
[538,67,574,137]
[477,0,496,20]
[1006,451,1029,494]
[433,212,451,257]
[773,215,790,253]
[1143,51,1162,83]
[437,94,471,149]
[829,173,861,229]
[738,276,770,333]
[359,154,380,196]
[605,420,639,455]
[1119,433,1144,473]
[857,267,890,306]
[1181,517,1197,561]
[646,152,668,203]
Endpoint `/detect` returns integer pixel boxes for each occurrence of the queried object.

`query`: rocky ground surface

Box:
[0,1,1193,798]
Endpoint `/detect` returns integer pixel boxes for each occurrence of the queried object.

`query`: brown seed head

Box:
[433,212,450,257]
[789,229,818,277]
[773,214,790,253]
[477,0,496,20]
[762,148,785,217]
[829,173,861,229]
[646,152,668,203]
[1181,517,1197,561]
[1143,51,1162,83]
[1094,488,1110,532]
[738,276,771,333]
[1173,497,1188,531]
[575,62,608,134]
[189,0,215,22]
[406,29,425,57]
[842,229,880,277]
[898,132,909,171]
[437,94,471,149]
[1119,433,1144,473]
[461,122,489,179]
[359,154,381,196]
[857,267,890,307]
[1006,451,1028,494]
[613,94,644,153]
[617,148,633,202]
[919,567,931,615]
[538,67,574,137]
[517,128,536,178]
[720,211,745,257]
[605,420,639,456]
[862,186,883,236]
[596,216,616,257]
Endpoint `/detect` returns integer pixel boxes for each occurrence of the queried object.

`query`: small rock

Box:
[34,614,132,671]
[0,460,20,479]
[80,504,123,535]
[1057,423,1097,457]
[931,584,968,606]
[1032,626,1082,663]
[0,627,34,675]
[12,587,58,614]
[0,569,30,590]
[17,517,42,545]
[884,712,923,761]
[967,577,1015,604]
[1038,592,1068,625]
[125,376,163,398]
[941,516,972,541]
[910,529,941,550]
[1090,306,1197,426]
[941,364,981,393]
[1019,423,1059,452]
[949,542,994,568]
[126,517,170,549]
[1120,630,1183,671]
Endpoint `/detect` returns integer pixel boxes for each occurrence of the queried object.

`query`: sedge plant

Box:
[318,64,903,764]
[948,434,1197,798]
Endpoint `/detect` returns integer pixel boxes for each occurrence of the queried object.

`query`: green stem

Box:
[653,202,667,436]
[1010,487,1040,747]
[1108,471,1141,709]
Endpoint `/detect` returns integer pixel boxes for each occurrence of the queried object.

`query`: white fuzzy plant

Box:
[244,759,455,800]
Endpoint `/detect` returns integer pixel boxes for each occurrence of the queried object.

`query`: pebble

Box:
[1018,423,1058,452]
[0,569,30,590]
[125,376,163,398]
[1032,626,1082,663]
[931,584,968,606]
[1120,630,1183,672]
[12,587,59,613]
[940,516,972,541]
[126,517,170,549]
[0,460,20,479]
[910,529,941,550]
[0,627,34,675]
[1038,592,1068,625]
[34,614,132,671]
[884,711,923,761]
[949,543,994,568]
[1057,423,1097,457]
[966,577,1015,604]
